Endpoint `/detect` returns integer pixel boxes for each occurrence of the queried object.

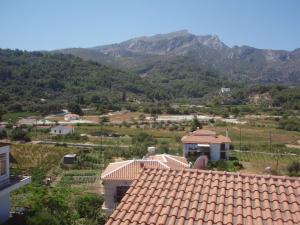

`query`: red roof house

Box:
[101,155,189,214]
[106,168,300,225]
[181,129,231,160]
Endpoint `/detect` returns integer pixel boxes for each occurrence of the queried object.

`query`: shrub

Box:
[190,115,202,131]
[287,161,300,177]
[10,128,30,142]
[0,130,7,139]
[27,211,60,225]
[75,194,104,219]
[278,117,300,132]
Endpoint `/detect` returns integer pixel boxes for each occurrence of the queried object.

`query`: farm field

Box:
[4,114,299,225]
[13,116,300,178]
[9,144,108,217]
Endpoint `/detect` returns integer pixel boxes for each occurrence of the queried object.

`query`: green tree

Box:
[10,128,30,142]
[0,130,7,139]
[68,103,83,116]
[100,116,109,124]
[75,194,104,219]
[287,161,300,177]
[131,132,157,157]
[191,115,202,131]
[27,211,60,225]
[0,107,5,120]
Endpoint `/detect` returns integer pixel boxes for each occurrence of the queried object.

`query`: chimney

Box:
[147,146,156,154]
[226,128,229,137]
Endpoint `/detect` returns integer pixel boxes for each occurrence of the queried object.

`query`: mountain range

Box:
[55,30,300,84]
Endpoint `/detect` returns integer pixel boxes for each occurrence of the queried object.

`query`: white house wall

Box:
[50,127,73,135]
[103,180,133,215]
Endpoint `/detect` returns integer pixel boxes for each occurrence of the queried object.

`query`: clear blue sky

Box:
[0,0,299,51]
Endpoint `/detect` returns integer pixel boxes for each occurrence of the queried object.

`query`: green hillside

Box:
[0,49,167,112]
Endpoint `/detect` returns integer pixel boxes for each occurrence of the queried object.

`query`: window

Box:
[0,153,7,176]
[116,186,130,203]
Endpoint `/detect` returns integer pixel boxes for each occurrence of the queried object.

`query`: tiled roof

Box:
[101,160,167,180]
[181,134,231,144]
[191,129,216,136]
[51,125,73,129]
[106,168,300,225]
[101,155,188,181]
[64,114,80,117]
[145,154,188,169]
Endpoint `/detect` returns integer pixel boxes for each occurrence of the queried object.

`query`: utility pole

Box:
[269,131,272,152]
[100,117,104,169]
[35,119,37,139]
[239,126,242,150]
[100,121,103,151]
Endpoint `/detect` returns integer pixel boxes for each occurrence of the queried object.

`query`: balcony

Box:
[0,175,31,195]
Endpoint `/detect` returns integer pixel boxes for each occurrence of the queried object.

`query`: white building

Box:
[181,129,231,160]
[0,143,31,224]
[64,114,80,121]
[50,125,74,135]
[101,153,188,215]
[220,87,231,94]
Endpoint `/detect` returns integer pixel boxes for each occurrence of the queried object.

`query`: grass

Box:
[231,151,300,175]
[11,116,299,176]
[10,144,75,178]
[2,111,38,123]
[213,124,298,148]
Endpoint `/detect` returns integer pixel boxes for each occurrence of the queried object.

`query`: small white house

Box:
[101,153,189,215]
[0,143,31,224]
[50,125,74,135]
[64,114,80,121]
[220,87,231,94]
[181,129,231,160]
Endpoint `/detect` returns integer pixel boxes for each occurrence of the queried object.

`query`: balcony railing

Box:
[0,175,31,192]
[0,177,9,189]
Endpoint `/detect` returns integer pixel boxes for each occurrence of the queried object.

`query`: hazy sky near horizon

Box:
[0,0,300,51]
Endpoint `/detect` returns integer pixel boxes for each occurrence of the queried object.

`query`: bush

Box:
[27,211,60,225]
[207,160,243,172]
[0,130,7,139]
[287,161,300,177]
[10,128,30,142]
[190,115,202,131]
[278,117,300,132]
[75,194,104,219]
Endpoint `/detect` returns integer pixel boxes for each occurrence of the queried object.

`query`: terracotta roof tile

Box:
[181,134,231,144]
[101,154,188,180]
[106,168,300,225]
[191,129,217,136]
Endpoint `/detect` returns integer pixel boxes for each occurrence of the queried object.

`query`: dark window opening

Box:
[116,186,130,203]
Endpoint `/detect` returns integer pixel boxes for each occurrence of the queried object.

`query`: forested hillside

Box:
[0,49,299,115]
[0,49,237,112]
[0,49,169,112]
